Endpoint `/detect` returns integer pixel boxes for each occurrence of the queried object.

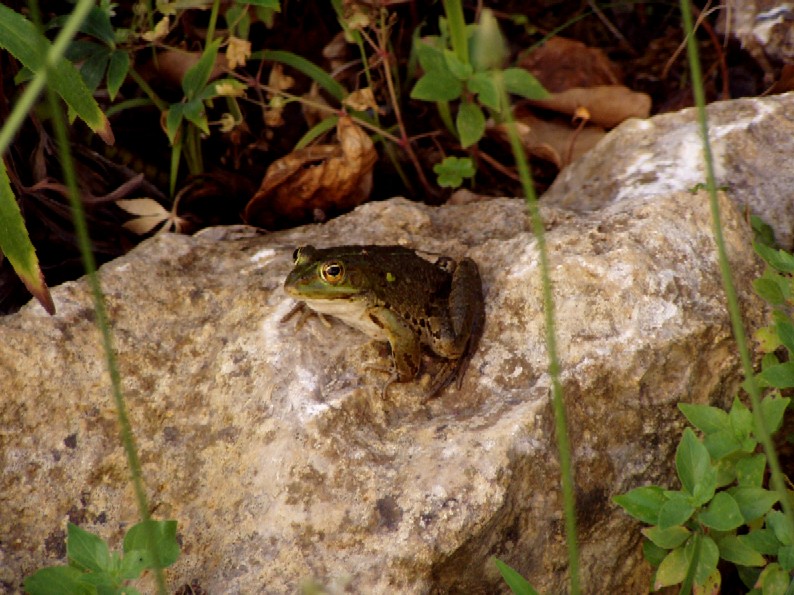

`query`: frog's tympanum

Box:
[283,245,485,398]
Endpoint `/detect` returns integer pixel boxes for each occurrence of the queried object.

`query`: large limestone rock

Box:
[0,184,761,592]
[545,92,794,248]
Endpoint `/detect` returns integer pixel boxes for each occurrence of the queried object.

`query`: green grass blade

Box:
[0,3,112,144]
[261,49,346,101]
[679,0,794,545]
[493,558,540,595]
[0,160,54,313]
[294,116,338,150]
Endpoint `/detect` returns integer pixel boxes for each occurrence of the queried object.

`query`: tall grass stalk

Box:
[496,71,581,595]
[679,0,794,538]
[22,1,168,591]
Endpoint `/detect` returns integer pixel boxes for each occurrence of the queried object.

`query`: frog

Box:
[283,244,485,398]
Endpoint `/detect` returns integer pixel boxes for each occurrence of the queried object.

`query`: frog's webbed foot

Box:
[281,302,332,330]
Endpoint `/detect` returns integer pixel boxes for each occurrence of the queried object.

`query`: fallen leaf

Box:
[116,198,184,235]
[520,36,622,91]
[492,113,606,169]
[526,85,651,128]
[243,116,377,228]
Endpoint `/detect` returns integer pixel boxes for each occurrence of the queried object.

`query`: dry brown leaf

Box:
[116,198,184,235]
[520,36,622,92]
[344,88,379,112]
[492,115,606,169]
[152,49,227,88]
[526,85,651,129]
[226,36,251,69]
[243,116,377,228]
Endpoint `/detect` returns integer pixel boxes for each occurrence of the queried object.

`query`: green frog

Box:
[283,244,485,397]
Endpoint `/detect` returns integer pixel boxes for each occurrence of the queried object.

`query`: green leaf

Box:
[182,38,221,100]
[246,0,281,7]
[731,488,779,523]
[643,539,668,567]
[699,492,744,530]
[411,70,462,102]
[492,557,539,595]
[754,277,787,304]
[262,49,345,102]
[166,103,184,144]
[654,545,689,589]
[80,5,116,45]
[119,549,149,579]
[0,161,54,314]
[643,525,691,549]
[676,428,716,505]
[753,241,794,273]
[756,563,790,595]
[67,523,110,573]
[443,49,473,80]
[658,496,696,529]
[703,428,742,459]
[502,67,548,99]
[716,534,767,567]
[23,566,93,595]
[758,362,794,389]
[471,9,507,71]
[735,454,766,488]
[779,544,794,571]
[768,511,794,546]
[414,38,446,74]
[456,101,485,148]
[182,99,208,134]
[0,4,112,142]
[714,456,737,488]
[433,156,475,188]
[678,403,729,434]
[123,519,179,569]
[106,50,130,101]
[692,536,719,587]
[761,395,790,435]
[79,46,110,92]
[728,397,756,451]
[743,529,782,555]
[613,485,667,524]
[467,71,500,110]
[752,215,776,245]
[775,321,794,354]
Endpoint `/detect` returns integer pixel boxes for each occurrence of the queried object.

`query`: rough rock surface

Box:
[544,92,794,248]
[0,186,762,592]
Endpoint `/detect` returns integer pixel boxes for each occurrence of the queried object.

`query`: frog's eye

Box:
[321,261,345,284]
[292,248,301,262]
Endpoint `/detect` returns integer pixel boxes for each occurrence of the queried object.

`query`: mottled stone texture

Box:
[545,93,794,248]
[0,184,763,593]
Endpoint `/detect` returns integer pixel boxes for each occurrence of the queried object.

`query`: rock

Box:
[0,186,762,592]
[544,92,794,249]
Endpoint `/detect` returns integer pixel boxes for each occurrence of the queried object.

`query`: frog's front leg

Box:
[367,306,421,382]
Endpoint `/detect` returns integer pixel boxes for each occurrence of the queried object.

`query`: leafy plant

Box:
[410,3,548,152]
[24,521,179,595]
[614,394,789,592]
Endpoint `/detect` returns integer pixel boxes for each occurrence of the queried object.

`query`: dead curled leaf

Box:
[243,116,377,229]
[116,198,185,235]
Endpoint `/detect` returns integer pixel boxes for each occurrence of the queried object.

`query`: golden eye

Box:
[321,261,345,284]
